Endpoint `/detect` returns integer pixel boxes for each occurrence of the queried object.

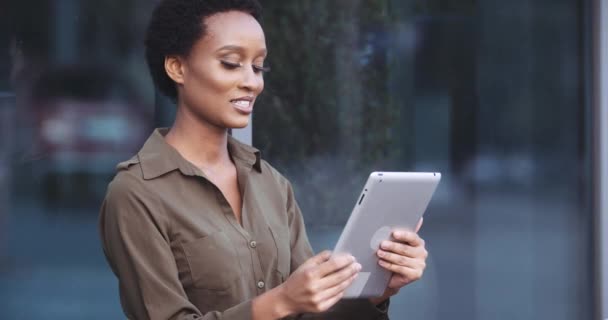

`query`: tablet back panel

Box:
[334,172,441,298]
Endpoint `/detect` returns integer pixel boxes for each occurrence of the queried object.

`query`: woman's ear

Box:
[164,55,185,85]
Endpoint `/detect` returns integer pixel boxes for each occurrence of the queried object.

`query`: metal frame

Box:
[0,92,15,263]
[594,1,608,319]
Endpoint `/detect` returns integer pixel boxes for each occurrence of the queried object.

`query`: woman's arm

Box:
[282,179,390,320]
[252,251,359,319]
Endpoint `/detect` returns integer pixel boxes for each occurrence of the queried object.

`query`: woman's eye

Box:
[221,60,269,73]
[221,61,241,69]
[253,65,271,73]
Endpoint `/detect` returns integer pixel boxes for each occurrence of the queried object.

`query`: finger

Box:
[377,250,424,269]
[415,217,424,233]
[315,290,345,313]
[301,251,332,269]
[391,230,424,246]
[380,241,414,257]
[378,259,423,280]
[380,240,427,259]
[315,272,357,303]
[315,254,355,278]
[316,261,361,290]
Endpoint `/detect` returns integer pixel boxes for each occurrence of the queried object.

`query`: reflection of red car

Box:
[35,99,150,173]
[32,98,152,206]
[12,64,154,207]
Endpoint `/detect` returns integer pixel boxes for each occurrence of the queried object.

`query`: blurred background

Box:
[0,0,602,319]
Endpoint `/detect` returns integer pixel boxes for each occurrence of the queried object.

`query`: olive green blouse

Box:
[99,128,389,320]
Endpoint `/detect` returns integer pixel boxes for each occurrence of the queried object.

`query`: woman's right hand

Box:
[276,251,361,315]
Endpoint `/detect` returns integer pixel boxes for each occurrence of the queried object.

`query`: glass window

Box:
[0,0,594,319]
[1,1,155,318]
[255,1,593,319]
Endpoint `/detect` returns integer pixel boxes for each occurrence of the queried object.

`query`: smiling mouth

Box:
[231,99,254,113]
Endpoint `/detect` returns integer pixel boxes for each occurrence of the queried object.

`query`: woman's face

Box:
[169,10,267,129]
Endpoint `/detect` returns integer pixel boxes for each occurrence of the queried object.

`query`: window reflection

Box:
[0,0,594,319]
[255,1,592,319]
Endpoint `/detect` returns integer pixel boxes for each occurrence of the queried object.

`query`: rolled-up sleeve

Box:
[99,172,252,320]
[283,180,390,320]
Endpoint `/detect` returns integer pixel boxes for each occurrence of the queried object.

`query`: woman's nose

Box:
[238,66,264,93]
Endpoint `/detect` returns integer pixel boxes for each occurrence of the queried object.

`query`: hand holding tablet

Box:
[374,222,428,301]
[333,172,441,298]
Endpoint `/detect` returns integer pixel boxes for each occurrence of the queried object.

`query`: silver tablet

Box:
[333,171,441,298]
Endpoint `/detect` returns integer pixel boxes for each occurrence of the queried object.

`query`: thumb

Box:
[300,250,332,268]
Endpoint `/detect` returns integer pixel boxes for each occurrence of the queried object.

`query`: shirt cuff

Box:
[222,300,252,319]
[373,298,390,315]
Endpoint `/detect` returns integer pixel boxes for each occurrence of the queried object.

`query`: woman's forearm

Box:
[252,286,292,320]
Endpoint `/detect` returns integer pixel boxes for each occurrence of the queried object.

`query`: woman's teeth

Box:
[233,100,250,107]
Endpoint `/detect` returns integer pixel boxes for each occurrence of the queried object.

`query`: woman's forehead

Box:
[201,11,266,52]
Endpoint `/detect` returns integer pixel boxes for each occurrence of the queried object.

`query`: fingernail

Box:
[379,260,387,267]
[356,263,362,271]
[377,250,385,257]
[381,241,389,249]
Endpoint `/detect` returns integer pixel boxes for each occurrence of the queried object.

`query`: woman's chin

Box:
[227,117,250,129]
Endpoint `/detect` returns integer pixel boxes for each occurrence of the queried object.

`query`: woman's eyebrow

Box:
[216,45,244,53]
[216,45,267,56]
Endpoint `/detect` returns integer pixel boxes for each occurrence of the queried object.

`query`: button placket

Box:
[257,281,265,289]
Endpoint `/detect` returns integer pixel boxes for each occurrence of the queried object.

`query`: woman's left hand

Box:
[371,218,428,304]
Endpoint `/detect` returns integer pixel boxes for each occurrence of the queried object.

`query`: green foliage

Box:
[254,0,411,224]
[255,0,404,169]
[255,1,340,163]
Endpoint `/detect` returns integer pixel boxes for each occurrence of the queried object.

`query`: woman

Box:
[99,0,429,319]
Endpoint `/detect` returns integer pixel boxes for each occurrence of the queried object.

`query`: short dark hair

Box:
[144,0,262,100]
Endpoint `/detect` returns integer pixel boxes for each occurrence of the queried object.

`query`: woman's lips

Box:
[231,99,253,114]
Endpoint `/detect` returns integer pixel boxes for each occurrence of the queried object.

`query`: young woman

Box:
[99,1,428,319]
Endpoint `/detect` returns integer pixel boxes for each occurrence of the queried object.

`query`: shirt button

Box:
[257,281,265,289]
[249,240,257,248]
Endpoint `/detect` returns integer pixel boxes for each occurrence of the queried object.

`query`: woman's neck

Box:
[164,106,231,169]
